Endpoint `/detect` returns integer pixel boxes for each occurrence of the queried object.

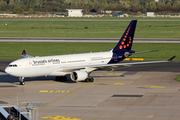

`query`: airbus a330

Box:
[5,20,175,85]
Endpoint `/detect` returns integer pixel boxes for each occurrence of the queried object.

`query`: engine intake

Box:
[124,52,131,58]
[70,70,88,82]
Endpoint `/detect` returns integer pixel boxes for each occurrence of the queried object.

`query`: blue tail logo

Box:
[108,20,137,64]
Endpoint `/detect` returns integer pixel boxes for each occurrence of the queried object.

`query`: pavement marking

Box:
[94,68,114,82]
[41,116,81,120]
[106,73,123,75]
[39,90,70,93]
[96,83,125,85]
[144,86,166,88]
[34,83,87,112]
[124,58,144,61]
[108,83,125,85]
[31,101,47,103]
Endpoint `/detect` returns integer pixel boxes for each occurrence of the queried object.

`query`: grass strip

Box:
[0,21,180,38]
[175,75,180,82]
[0,42,179,61]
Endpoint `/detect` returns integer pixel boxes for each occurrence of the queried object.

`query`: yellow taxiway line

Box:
[41,116,81,120]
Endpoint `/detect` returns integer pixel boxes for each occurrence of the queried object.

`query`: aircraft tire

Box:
[85,78,90,82]
[20,81,25,85]
[90,77,94,82]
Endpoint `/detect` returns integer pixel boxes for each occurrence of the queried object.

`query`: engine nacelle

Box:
[124,52,130,58]
[70,70,88,82]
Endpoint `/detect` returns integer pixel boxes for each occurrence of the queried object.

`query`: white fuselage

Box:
[5,51,113,77]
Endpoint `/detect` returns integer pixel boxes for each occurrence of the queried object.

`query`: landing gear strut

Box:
[55,76,67,81]
[19,77,25,85]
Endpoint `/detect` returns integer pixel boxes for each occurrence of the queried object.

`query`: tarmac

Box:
[0,61,180,120]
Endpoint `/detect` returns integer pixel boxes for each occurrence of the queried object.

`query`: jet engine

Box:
[124,52,131,58]
[70,70,88,82]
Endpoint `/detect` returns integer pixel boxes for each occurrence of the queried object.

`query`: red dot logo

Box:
[119,45,123,49]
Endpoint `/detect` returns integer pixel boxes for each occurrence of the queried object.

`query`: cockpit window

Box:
[13,65,17,67]
[9,64,17,67]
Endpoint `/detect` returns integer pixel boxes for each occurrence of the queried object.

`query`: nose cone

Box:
[5,67,11,74]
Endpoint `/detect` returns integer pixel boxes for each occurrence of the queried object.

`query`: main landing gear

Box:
[19,77,25,85]
[85,77,94,82]
[55,76,67,81]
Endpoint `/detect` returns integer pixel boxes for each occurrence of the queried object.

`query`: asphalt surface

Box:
[0,61,180,120]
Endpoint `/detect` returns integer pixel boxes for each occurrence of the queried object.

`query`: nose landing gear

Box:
[19,77,25,85]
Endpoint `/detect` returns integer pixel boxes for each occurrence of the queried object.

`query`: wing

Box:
[21,50,34,58]
[57,56,176,73]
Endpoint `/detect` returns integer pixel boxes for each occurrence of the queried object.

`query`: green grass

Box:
[0,21,180,38]
[0,42,179,61]
[175,75,180,82]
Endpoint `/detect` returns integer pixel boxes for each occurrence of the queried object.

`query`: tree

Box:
[13,7,24,14]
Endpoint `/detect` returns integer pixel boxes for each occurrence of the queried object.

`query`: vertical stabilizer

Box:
[108,20,137,64]
[113,20,137,52]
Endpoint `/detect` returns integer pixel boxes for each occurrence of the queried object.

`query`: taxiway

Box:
[0,61,180,120]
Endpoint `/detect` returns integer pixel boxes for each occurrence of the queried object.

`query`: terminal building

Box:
[66,9,83,17]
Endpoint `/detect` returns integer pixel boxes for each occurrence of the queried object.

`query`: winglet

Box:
[168,56,176,61]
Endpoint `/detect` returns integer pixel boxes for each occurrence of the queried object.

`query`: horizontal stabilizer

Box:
[132,50,158,55]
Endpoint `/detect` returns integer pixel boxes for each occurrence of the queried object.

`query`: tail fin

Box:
[113,20,137,53]
[21,50,34,58]
[22,50,26,56]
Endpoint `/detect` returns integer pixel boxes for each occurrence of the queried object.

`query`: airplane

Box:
[5,20,175,85]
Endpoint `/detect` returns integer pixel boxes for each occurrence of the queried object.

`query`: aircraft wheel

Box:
[85,78,90,82]
[90,77,94,82]
[20,81,25,85]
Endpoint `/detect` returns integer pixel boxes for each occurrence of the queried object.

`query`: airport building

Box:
[66,9,83,17]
